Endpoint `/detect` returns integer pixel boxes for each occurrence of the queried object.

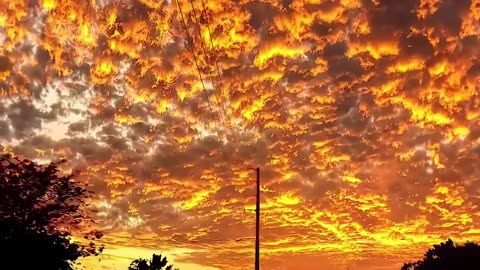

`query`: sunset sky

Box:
[1,0,480,269]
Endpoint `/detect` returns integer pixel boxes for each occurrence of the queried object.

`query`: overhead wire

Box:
[199,0,241,143]
[200,0,226,95]
[176,2,260,254]
[195,0,246,167]
[187,0,227,128]
[187,0,244,167]
[196,0,230,121]
[174,0,235,166]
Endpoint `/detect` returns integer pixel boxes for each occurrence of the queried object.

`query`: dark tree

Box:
[402,239,480,270]
[0,154,103,270]
[128,254,178,270]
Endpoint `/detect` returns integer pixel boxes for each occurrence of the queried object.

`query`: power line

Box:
[176,5,262,270]
[195,0,230,122]
[174,0,234,166]
[190,0,241,166]
[200,0,226,96]
[195,0,244,166]
[198,0,237,130]
[188,0,227,130]
[185,0,245,167]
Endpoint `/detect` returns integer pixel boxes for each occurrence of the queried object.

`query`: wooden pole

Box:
[255,167,260,270]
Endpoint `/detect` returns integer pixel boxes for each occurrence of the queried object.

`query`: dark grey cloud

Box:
[245,2,278,30]
[0,120,11,139]
[428,0,471,35]
[68,120,89,134]
[7,99,44,138]
[0,55,13,72]
[64,137,113,162]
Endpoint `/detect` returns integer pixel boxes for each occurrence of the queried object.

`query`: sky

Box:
[1,0,480,269]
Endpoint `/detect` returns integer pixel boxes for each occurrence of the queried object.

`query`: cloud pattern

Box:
[1,0,480,269]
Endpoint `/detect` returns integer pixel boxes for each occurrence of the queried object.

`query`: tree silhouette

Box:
[128,254,178,270]
[402,239,480,270]
[0,154,103,270]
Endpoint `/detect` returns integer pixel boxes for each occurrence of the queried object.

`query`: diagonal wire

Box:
[198,0,234,129]
[188,0,244,166]
[200,0,227,99]
[196,0,245,166]
[174,0,234,166]
[188,0,227,129]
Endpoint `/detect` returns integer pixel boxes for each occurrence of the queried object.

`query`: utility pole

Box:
[255,167,260,270]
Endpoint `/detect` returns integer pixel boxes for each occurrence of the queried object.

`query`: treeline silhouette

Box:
[402,239,480,270]
[1,154,480,270]
[128,254,178,270]
[0,154,104,269]
[0,154,176,270]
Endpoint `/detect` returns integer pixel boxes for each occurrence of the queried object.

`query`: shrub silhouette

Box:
[0,154,103,270]
[402,239,480,270]
[128,254,178,270]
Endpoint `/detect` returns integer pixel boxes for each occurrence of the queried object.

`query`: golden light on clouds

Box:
[1,0,480,270]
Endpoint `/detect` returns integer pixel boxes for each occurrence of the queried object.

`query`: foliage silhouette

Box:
[0,154,103,270]
[128,253,178,270]
[402,239,480,270]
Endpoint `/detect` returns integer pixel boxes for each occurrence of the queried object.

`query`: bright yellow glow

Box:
[254,45,304,69]
[276,192,301,205]
[42,0,57,10]
[341,175,362,184]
